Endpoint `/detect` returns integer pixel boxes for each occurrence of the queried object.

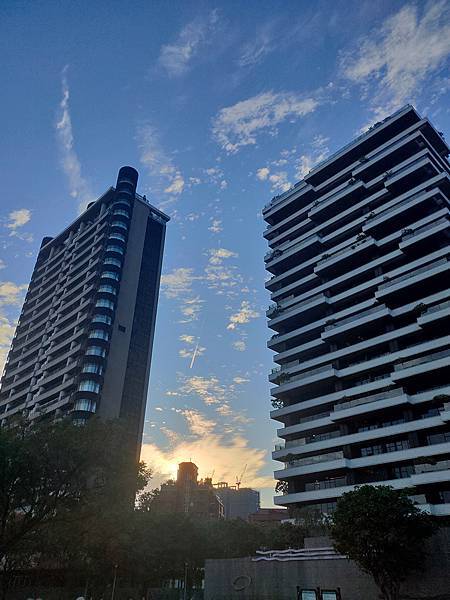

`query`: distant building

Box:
[154,461,224,519]
[248,508,287,525]
[0,166,169,459]
[214,482,260,520]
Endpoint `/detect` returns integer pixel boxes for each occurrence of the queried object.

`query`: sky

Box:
[1,0,450,506]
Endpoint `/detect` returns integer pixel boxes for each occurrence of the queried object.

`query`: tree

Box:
[329,485,437,600]
[0,418,150,597]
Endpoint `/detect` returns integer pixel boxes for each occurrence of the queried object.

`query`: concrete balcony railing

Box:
[324,305,384,331]
[333,388,403,412]
[267,292,325,320]
[272,362,334,387]
[265,233,322,264]
[394,348,450,372]
[423,300,450,316]
[379,257,448,291]
[286,451,343,469]
[402,217,449,241]
[415,460,450,474]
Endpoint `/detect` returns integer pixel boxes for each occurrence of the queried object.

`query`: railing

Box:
[311,178,360,212]
[271,358,300,375]
[365,194,417,225]
[276,363,334,386]
[325,305,383,331]
[379,258,448,290]
[262,181,308,211]
[286,451,344,469]
[268,292,325,321]
[298,410,330,424]
[305,476,347,491]
[402,217,449,240]
[423,300,450,315]
[415,460,450,474]
[394,348,450,371]
[385,155,429,181]
[309,104,412,175]
[334,388,403,412]
[317,237,370,267]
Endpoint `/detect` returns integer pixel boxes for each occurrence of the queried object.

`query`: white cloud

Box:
[341,1,450,122]
[227,300,260,330]
[208,219,222,233]
[233,340,246,352]
[237,25,275,67]
[179,334,196,344]
[158,10,219,77]
[233,376,250,385]
[160,267,196,299]
[207,247,238,265]
[6,209,31,232]
[55,66,93,213]
[268,171,291,193]
[137,124,185,203]
[0,315,15,377]
[0,282,27,307]
[212,90,319,153]
[256,167,270,180]
[164,174,185,195]
[295,134,329,179]
[179,296,204,323]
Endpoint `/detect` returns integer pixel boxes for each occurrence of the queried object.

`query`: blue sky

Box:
[1,0,450,506]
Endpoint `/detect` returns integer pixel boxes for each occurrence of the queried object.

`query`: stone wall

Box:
[204,528,450,600]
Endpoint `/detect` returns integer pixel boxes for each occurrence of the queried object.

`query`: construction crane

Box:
[235,464,247,490]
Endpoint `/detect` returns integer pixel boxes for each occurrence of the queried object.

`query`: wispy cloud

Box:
[340,1,450,123]
[4,209,33,243]
[212,90,319,153]
[0,282,28,307]
[55,66,93,213]
[158,10,220,77]
[227,300,260,330]
[137,123,185,206]
[237,22,276,68]
[0,315,15,377]
[0,281,27,375]
[295,134,329,179]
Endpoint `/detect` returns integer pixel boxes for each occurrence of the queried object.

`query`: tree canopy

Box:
[329,485,437,600]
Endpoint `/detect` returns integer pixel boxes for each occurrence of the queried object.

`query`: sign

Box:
[322,593,338,600]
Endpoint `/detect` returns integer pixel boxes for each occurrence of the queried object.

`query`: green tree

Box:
[329,485,437,600]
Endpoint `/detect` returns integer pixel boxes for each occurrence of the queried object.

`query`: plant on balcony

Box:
[271,398,284,410]
[402,228,413,236]
[275,372,290,385]
[412,302,427,316]
[330,485,437,600]
[356,232,367,241]
[275,479,289,495]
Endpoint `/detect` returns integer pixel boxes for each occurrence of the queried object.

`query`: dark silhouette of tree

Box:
[329,485,437,600]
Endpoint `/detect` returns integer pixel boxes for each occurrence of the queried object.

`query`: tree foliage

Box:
[329,485,437,600]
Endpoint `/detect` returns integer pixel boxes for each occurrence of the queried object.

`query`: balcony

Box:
[267,292,327,324]
[265,233,322,268]
[272,362,335,388]
[377,257,449,298]
[332,388,404,414]
[394,348,450,372]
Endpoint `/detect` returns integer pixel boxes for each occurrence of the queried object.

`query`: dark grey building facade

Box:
[263,105,450,516]
[0,166,169,456]
[215,483,260,520]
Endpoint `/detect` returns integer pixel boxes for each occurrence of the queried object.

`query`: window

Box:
[103,257,122,268]
[361,444,383,457]
[85,346,106,357]
[108,233,126,243]
[92,314,112,325]
[74,398,97,413]
[98,285,117,295]
[95,298,115,310]
[82,363,103,375]
[78,380,100,393]
[89,329,109,341]
[386,440,409,453]
[113,209,129,218]
[111,221,128,230]
[106,245,124,254]
[393,465,414,479]
[101,271,120,281]
[118,325,126,332]
[427,432,450,445]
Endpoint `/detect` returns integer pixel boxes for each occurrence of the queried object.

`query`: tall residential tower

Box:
[263,105,450,516]
[0,167,169,456]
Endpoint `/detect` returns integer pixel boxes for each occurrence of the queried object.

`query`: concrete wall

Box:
[204,529,450,600]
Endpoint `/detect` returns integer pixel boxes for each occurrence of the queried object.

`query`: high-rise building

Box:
[214,482,260,520]
[153,462,224,519]
[263,105,450,516]
[0,166,169,457]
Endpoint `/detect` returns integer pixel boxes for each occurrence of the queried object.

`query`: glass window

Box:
[98,285,117,295]
[95,298,115,309]
[89,329,109,341]
[74,398,97,413]
[82,363,104,375]
[108,233,126,243]
[85,346,106,357]
[106,245,124,254]
[113,199,131,208]
[393,465,414,479]
[78,380,100,393]
[111,221,128,230]
[101,271,120,281]
[103,257,122,268]
[92,314,112,325]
